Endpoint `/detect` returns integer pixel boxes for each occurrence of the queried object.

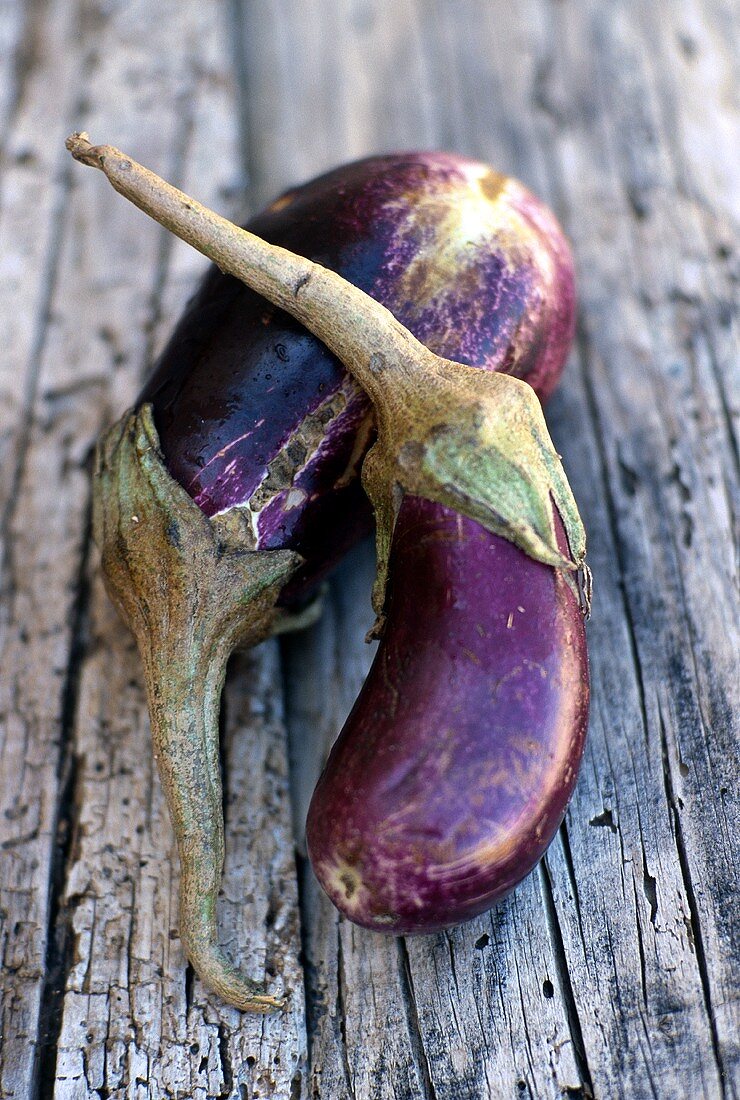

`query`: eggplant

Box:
[140,151,575,602]
[307,500,588,931]
[67,134,589,1010]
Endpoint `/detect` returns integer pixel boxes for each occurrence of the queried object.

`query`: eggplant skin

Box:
[306,497,589,933]
[139,153,575,598]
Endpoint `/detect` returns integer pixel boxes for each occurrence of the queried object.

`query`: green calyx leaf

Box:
[363,367,588,620]
[412,374,585,570]
[93,403,303,642]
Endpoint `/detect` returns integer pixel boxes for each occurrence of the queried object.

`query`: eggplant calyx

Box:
[360,364,587,620]
[93,404,300,1011]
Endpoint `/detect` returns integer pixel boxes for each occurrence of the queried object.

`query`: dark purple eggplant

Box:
[307,501,588,931]
[67,134,588,1010]
[140,152,575,602]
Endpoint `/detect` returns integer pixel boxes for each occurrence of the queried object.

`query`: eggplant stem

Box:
[147,628,283,1012]
[147,629,283,1012]
[93,406,300,1010]
[65,131,424,424]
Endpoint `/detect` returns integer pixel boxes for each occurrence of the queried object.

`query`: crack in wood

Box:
[335,928,357,1100]
[0,142,75,606]
[658,702,728,1097]
[396,938,438,1100]
[574,323,654,755]
[32,491,93,1099]
[0,0,44,165]
[539,861,595,1098]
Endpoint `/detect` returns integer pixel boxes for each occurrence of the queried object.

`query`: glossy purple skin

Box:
[140,153,575,598]
[306,500,589,933]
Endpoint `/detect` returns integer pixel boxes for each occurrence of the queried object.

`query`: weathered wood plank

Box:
[520,1,739,1093]
[233,0,436,208]
[0,0,26,152]
[0,1,110,1094]
[56,594,306,1100]
[54,4,307,1098]
[241,1,738,1097]
[1,1,307,1097]
[1,0,736,1096]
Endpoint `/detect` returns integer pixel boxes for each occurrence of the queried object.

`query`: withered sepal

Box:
[360,358,589,626]
[93,403,301,1011]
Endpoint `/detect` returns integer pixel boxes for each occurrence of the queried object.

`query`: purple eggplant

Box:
[142,154,585,930]
[140,153,575,601]
[306,501,588,931]
[67,134,588,1010]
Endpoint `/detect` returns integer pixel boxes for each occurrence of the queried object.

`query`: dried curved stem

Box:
[66,131,418,428]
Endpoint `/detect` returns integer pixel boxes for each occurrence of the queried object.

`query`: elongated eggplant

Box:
[307,500,588,931]
[67,134,588,1009]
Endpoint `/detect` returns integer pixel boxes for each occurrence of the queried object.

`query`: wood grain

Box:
[0,0,737,1097]
[0,2,305,1098]
[242,1,739,1097]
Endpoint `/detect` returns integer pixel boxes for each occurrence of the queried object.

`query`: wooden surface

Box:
[0,1,737,1097]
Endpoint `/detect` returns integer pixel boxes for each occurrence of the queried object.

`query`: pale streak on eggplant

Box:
[186,419,266,495]
[201,384,352,550]
[245,385,348,520]
[387,168,540,314]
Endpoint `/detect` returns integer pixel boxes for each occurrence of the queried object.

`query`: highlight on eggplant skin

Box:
[139,152,575,600]
[306,499,589,933]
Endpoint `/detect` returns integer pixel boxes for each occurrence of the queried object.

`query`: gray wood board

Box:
[0,0,737,1097]
[242,1,739,1097]
[0,2,306,1098]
